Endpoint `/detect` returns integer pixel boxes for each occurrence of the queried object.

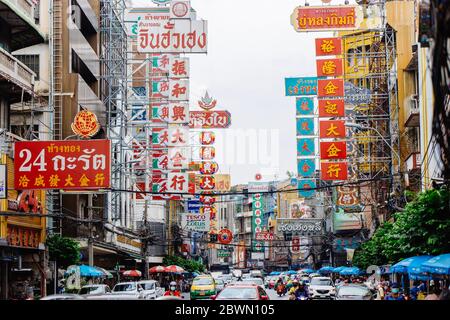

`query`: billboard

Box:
[14,140,111,190]
[181,212,210,232]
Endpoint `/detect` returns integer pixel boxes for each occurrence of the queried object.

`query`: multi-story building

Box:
[0,0,47,300]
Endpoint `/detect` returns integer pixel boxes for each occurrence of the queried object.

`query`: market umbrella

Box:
[318,266,335,274]
[165,265,185,273]
[65,265,104,278]
[191,272,200,277]
[122,270,142,277]
[269,271,280,276]
[421,254,450,275]
[94,267,113,279]
[298,269,315,274]
[391,256,433,277]
[340,267,361,276]
[332,266,347,273]
[149,265,166,273]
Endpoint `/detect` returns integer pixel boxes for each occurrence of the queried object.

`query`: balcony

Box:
[404,95,420,127]
[0,46,35,94]
[406,152,421,171]
[0,0,45,51]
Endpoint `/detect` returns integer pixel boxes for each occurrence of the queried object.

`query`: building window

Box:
[15,55,40,80]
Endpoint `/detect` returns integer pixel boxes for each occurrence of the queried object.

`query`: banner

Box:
[297,138,315,157]
[14,140,111,190]
[297,159,315,178]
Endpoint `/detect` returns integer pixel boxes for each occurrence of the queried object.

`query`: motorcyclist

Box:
[164,281,182,297]
[289,280,309,300]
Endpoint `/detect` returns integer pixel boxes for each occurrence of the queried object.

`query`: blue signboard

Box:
[298,179,316,198]
[296,118,315,136]
[297,138,315,157]
[187,200,202,213]
[285,77,318,96]
[296,97,315,116]
[297,159,316,178]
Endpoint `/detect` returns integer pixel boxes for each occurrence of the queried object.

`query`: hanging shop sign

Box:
[252,193,265,252]
[291,237,300,253]
[297,158,316,178]
[167,172,189,193]
[7,225,41,248]
[217,249,231,258]
[255,232,274,241]
[296,97,315,116]
[297,179,316,198]
[182,212,210,232]
[290,6,362,32]
[320,141,347,160]
[200,205,217,220]
[152,150,169,171]
[152,174,182,201]
[297,138,315,157]
[317,79,345,97]
[167,147,189,169]
[218,228,233,245]
[200,131,216,145]
[71,110,101,138]
[168,126,189,146]
[168,103,189,123]
[138,20,207,53]
[213,174,231,192]
[337,185,360,209]
[14,140,111,190]
[187,199,201,213]
[316,58,344,77]
[199,175,215,190]
[170,1,191,19]
[315,37,343,56]
[320,162,348,181]
[189,111,231,129]
[276,218,324,236]
[199,195,216,205]
[152,79,189,101]
[199,161,219,175]
[0,164,6,199]
[296,118,315,136]
[285,77,318,96]
[200,146,215,160]
[152,104,170,123]
[318,99,345,117]
[319,120,346,139]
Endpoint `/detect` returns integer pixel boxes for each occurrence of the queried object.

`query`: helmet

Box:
[170,281,177,286]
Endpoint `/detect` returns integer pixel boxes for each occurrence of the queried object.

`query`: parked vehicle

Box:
[40,294,85,300]
[78,284,111,296]
[190,275,216,300]
[212,285,270,300]
[111,282,144,299]
[137,280,162,299]
[335,284,374,300]
[214,278,225,292]
[308,277,335,300]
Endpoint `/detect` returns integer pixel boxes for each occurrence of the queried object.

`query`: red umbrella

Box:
[122,270,142,277]
[149,266,166,273]
[165,265,185,273]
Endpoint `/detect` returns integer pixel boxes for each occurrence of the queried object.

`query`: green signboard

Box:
[252,194,265,252]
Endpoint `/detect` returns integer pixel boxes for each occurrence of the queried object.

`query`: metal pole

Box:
[88,194,94,267]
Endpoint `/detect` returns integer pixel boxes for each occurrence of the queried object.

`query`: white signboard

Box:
[168,126,189,146]
[138,19,208,53]
[169,57,190,78]
[168,147,190,169]
[168,103,189,124]
[0,165,6,199]
[167,172,189,193]
[181,212,210,232]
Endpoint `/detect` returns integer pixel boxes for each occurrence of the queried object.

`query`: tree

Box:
[46,235,80,269]
[353,188,450,269]
[163,255,205,273]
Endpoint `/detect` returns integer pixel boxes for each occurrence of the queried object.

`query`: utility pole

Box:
[142,198,150,280]
[88,194,94,267]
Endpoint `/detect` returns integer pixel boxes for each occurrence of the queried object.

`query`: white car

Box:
[308,277,336,300]
[78,284,111,296]
[138,280,163,299]
[111,282,145,299]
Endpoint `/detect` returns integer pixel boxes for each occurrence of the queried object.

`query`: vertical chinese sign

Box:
[316,37,349,183]
[252,193,264,252]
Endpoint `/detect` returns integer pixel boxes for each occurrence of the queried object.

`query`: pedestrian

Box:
[425,286,440,300]
[385,287,405,300]
[439,288,450,300]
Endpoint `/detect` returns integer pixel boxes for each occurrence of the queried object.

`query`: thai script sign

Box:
[290,6,362,32]
[255,232,274,241]
[285,77,318,96]
[14,140,111,190]
[276,218,324,236]
[189,111,231,128]
[138,20,207,53]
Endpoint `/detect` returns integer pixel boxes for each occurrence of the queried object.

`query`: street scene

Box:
[0,0,450,302]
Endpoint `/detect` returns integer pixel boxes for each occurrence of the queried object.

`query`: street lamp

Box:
[345,122,401,167]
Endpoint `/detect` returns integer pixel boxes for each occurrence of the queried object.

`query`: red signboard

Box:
[315,37,343,56]
[318,79,345,97]
[14,140,111,190]
[291,6,358,31]
[200,131,216,145]
[316,58,344,77]
[218,228,233,245]
[320,141,347,160]
[318,99,345,117]
[199,162,219,175]
[189,111,231,129]
[321,162,348,181]
[292,237,300,253]
[319,120,346,139]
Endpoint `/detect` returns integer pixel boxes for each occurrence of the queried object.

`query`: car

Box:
[40,294,85,300]
[84,294,142,300]
[250,270,264,280]
[309,273,321,279]
[156,295,184,300]
[335,284,374,300]
[138,280,162,299]
[212,285,270,300]
[214,278,225,292]
[242,273,251,279]
[78,284,111,296]
[111,282,145,299]
[308,277,335,300]
[190,275,216,300]
[239,277,264,288]
[218,274,233,285]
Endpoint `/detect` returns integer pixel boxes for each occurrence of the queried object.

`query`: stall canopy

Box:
[421,254,450,275]
[65,265,104,278]
[332,266,347,273]
[390,255,433,279]
[269,271,281,276]
[298,269,315,274]
[318,266,335,274]
[340,267,361,276]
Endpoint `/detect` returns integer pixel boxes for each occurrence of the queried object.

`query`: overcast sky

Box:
[131,0,347,185]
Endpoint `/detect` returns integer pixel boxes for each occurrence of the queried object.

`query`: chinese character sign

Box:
[319,120,346,139]
[296,97,315,116]
[297,179,316,198]
[14,140,111,190]
[297,118,315,136]
[320,162,348,181]
[317,58,344,77]
[318,99,345,117]
[285,77,318,96]
[168,147,189,169]
[167,172,189,193]
[168,103,189,123]
[297,138,315,157]
[320,141,347,160]
[318,79,345,97]
[168,127,189,147]
[315,37,343,56]
[252,193,265,252]
[297,159,316,178]
[169,57,190,78]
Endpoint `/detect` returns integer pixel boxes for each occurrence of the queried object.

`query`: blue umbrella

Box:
[191,272,200,277]
[421,254,450,275]
[391,256,433,279]
[286,270,297,275]
[318,266,335,274]
[332,266,347,273]
[299,269,315,274]
[340,267,361,276]
[269,271,281,276]
[65,265,104,277]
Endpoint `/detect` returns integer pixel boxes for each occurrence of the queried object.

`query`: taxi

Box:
[190,275,216,300]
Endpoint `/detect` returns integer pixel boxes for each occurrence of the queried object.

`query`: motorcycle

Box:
[276,283,287,297]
